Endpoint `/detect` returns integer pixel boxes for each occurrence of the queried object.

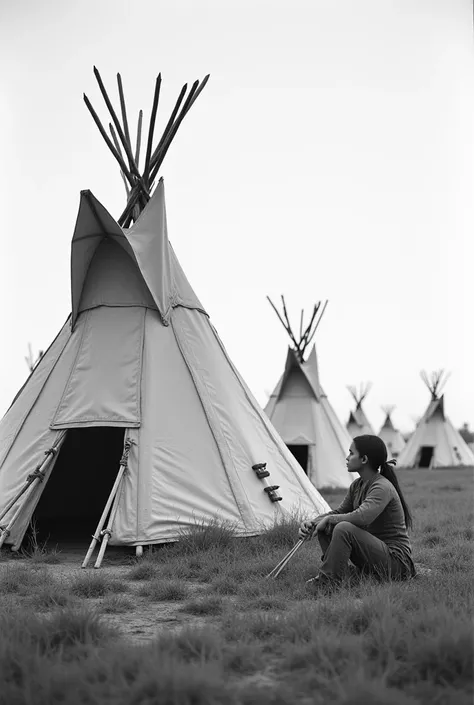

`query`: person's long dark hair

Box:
[353,435,413,529]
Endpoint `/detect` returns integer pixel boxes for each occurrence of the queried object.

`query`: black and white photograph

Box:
[0,1,472,703]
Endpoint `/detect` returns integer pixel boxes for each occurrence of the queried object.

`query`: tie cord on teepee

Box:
[267,295,328,362]
[84,66,210,227]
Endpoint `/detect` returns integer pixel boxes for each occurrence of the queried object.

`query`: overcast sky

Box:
[1,0,472,434]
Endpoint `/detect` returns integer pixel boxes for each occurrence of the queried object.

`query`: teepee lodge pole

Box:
[0,431,67,549]
[147,83,187,173]
[25,344,44,373]
[85,67,209,225]
[93,66,141,180]
[267,296,329,362]
[135,109,143,168]
[143,74,162,188]
[109,123,131,199]
[303,300,328,351]
[421,369,450,400]
[266,296,300,353]
[81,438,134,569]
[116,73,132,154]
[83,94,135,188]
[148,75,210,183]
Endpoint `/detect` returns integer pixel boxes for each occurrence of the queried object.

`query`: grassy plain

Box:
[0,468,472,704]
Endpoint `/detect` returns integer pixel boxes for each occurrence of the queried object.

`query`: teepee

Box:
[0,70,329,566]
[378,406,406,458]
[264,297,353,489]
[346,383,375,437]
[397,371,474,469]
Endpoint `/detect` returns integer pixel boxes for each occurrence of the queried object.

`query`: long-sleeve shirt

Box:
[323,474,415,575]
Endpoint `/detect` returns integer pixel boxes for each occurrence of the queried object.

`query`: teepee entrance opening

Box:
[418,445,434,469]
[287,445,309,474]
[30,427,125,547]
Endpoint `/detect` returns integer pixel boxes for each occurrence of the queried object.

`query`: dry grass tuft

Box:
[137,578,189,601]
[70,572,129,598]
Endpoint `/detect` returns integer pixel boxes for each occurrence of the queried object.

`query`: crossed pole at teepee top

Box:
[84,66,209,227]
[266,295,328,363]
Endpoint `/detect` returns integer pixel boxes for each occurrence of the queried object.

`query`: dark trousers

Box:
[317,521,405,581]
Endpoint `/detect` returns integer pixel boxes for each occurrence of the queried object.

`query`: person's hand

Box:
[315,516,333,535]
[298,519,317,541]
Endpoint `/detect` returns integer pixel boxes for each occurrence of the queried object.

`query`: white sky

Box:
[1,0,473,434]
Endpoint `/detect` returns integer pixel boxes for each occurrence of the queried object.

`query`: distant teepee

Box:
[25,344,44,374]
[397,371,474,468]
[264,296,353,489]
[378,406,406,458]
[346,383,375,437]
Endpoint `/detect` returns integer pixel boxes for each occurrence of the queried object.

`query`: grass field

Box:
[0,468,472,704]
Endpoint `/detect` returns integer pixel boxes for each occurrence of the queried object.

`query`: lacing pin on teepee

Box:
[82,437,135,569]
[252,463,283,502]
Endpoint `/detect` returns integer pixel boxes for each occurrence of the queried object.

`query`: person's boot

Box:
[305,573,339,595]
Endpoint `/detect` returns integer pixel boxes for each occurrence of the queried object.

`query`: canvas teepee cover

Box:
[264,298,353,489]
[378,406,406,458]
[397,371,474,469]
[0,182,330,552]
[0,72,329,555]
[346,383,375,437]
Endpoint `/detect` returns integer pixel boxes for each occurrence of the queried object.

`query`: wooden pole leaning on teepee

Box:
[0,431,67,549]
[93,478,124,569]
[81,437,134,569]
[84,67,209,227]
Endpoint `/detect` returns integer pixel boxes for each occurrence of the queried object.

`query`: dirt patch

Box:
[100,600,212,644]
[0,549,220,644]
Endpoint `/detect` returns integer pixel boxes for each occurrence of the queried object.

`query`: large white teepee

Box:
[378,406,406,458]
[0,72,329,560]
[264,298,353,489]
[346,383,375,437]
[397,371,474,469]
